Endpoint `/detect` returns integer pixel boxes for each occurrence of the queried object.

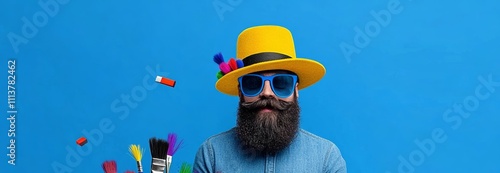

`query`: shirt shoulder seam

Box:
[299,129,336,145]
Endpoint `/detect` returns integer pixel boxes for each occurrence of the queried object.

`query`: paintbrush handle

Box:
[151,158,166,173]
[136,161,143,173]
[166,155,172,173]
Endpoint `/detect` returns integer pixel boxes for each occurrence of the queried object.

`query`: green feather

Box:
[216,71,224,79]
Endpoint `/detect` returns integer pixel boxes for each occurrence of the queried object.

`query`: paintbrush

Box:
[102,160,117,173]
[129,144,144,173]
[166,133,184,173]
[179,162,192,173]
[149,137,169,173]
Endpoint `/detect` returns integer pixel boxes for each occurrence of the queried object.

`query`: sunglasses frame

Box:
[238,74,298,98]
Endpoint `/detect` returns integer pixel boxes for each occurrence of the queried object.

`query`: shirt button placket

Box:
[266,154,276,173]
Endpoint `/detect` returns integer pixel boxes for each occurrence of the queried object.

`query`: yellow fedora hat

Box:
[215,25,326,96]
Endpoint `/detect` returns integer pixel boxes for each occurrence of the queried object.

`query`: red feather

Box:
[228,58,237,70]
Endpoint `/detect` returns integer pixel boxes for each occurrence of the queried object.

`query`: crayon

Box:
[156,76,176,87]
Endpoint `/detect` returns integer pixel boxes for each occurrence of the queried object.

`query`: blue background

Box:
[1,0,500,173]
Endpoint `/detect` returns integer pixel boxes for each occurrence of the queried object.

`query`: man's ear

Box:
[295,82,299,98]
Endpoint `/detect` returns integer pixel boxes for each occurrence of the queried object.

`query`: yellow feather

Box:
[129,144,143,161]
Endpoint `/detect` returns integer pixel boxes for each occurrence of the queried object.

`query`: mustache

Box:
[240,97,293,111]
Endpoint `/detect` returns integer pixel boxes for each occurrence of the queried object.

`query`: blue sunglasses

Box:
[238,74,298,98]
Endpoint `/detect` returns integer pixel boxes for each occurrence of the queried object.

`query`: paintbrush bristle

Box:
[179,162,192,173]
[167,133,183,156]
[102,160,117,173]
[129,144,143,161]
[149,137,169,159]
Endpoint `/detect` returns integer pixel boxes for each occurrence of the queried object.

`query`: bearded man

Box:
[193,25,347,173]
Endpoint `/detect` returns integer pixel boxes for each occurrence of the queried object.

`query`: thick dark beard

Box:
[235,94,300,155]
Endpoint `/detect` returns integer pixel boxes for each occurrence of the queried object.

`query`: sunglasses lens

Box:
[272,75,295,97]
[241,75,263,96]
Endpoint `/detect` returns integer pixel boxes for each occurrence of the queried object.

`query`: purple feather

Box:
[213,52,224,65]
[236,59,244,68]
[167,133,183,156]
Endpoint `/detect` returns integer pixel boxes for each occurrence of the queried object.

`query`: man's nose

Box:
[260,80,275,97]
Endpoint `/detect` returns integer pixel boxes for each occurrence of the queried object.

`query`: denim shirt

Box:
[193,127,347,173]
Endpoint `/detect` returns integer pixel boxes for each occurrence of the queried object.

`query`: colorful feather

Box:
[216,71,224,79]
[236,59,244,68]
[228,58,237,70]
[219,62,231,74]
[102,160,117,173]
[179,162,192,173]
[213,52,224,65]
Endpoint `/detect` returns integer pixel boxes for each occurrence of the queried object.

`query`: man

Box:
[193,25,347,173]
